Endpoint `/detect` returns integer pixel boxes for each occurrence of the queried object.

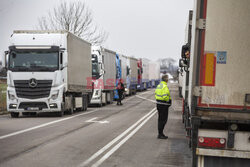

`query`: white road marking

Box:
[92,110,157,167]
[78,108,156,167]
[139,89,154,95]
[0,109,99,140]
[0,114,9,118]
[136,95,156,103]
[86,117,109,124]
[136,94,171,107]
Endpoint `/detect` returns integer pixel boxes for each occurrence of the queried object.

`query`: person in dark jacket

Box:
[117,79,125,105]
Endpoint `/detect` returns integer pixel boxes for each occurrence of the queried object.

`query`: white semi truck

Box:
[5,30,93,117]
[90,46,116,106]
[179,1,250,166]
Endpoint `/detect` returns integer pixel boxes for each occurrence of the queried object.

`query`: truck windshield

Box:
[9,51,59,72]
[92,54,100,79]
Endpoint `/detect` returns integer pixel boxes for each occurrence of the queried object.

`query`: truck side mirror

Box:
[99,62,105,76]
[179,59,187,68]
[4,51,9,70]
[60,52,65,70]
[0,61,2,70]
[60,52,63,65]
[181,44,190,59]
[126,66,130,76]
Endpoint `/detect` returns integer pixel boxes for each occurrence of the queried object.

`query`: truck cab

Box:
[6,30,92,117]
[90,46,115,106]
[6,33,66,117]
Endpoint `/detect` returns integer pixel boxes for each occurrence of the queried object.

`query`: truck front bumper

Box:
[90,97,101,105]
[7,86,63,113]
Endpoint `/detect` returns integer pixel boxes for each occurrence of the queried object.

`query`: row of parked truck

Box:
[178,0,250,167]
[2,30,161,117]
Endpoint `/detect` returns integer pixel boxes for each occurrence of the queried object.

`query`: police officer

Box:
[155,75,172,139]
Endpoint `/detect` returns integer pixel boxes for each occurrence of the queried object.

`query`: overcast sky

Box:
[0,0,193,63]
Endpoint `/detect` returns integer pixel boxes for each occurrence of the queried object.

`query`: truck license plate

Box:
[26,107,39,111]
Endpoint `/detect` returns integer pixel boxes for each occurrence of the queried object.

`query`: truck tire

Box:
[98,94,103,107]
[98,102,103,107]
[110,92,114,104]
[82,95,88,111]
[67,94,75,115]
[57,110,64,117]
[68,103,74,115]
[11,112,19,118]
[103,93,107,106]
[56,103,65,117]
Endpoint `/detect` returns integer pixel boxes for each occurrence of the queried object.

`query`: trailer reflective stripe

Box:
[202,52,216,86]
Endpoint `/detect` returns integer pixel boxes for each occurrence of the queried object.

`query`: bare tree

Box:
[37,1,108,45]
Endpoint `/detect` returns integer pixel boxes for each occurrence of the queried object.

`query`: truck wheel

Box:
[10,112,19,118]
[57,111,64,117]
[103,93,107,106]
[98,94,103,107]
[58,103,65,117]
[110,92,114,104]
[82,95,88,111]
[69,104,74,115]
[68,95,74,115]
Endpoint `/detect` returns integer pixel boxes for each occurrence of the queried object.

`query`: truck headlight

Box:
[51,91,59,100]
[8,91,16,100]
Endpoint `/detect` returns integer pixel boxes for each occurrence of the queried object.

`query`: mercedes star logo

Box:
[29,78,37,88]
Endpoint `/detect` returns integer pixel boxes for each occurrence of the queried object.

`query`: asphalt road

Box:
[0,83,191,167]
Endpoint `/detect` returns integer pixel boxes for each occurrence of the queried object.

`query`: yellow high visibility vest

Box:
[155,81,171,102]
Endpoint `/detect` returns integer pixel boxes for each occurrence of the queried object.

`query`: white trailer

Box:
[128,57,138,95]
[120,54,128,92]
[5,30,92,117]
[148,61,160,88]
[180,1,250,166]
[141,58,150,90]
[91,46,116,106]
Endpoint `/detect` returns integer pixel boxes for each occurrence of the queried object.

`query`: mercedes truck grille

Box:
[14,80,52,99]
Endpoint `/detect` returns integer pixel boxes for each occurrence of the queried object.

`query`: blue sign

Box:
[217,51,227,64]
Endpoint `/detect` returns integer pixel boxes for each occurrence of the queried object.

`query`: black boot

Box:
[157,134,168,139]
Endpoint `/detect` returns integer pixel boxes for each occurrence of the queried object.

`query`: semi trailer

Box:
[137,58,143,91]
[137,58,150,91]
[179,1,250,166]
[141,58,150,90]
[114,53,122,100]
[148,61,160,88]
[127,57,138,95]
[119,54,128,97]
[90,46,116,106]
[5,30,93,117]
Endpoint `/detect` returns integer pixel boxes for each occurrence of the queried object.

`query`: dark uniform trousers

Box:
[117,90,123,103]
[157,102,170,135]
